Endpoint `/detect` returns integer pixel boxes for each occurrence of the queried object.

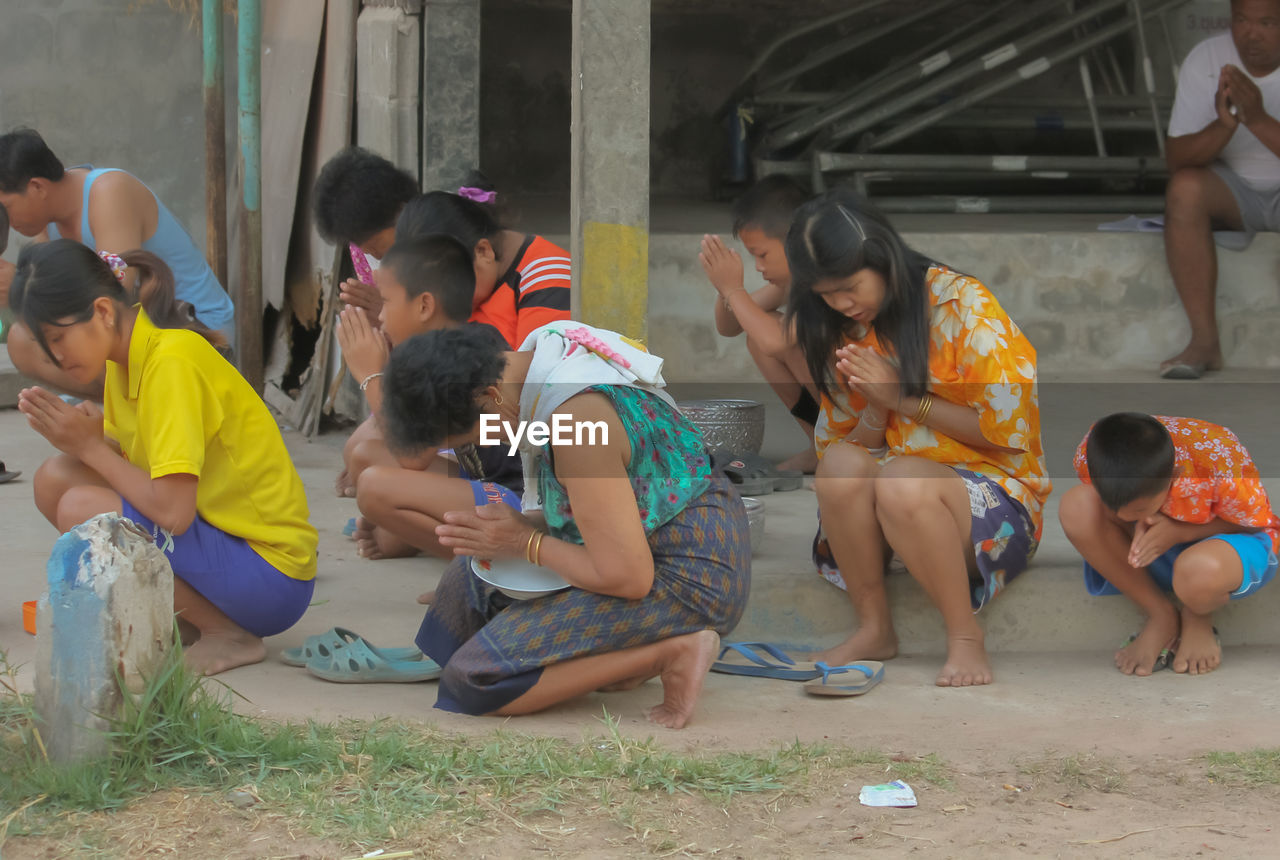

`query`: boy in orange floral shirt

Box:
[1059,413,1279,677]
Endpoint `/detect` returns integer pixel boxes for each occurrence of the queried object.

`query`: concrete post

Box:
[569,0,651,342]
[34,514,174,764]
[421,0,481,192]
[357,5,422,178]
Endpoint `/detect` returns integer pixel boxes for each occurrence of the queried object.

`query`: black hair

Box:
[1085,412,1177,510]
[0,202,9,255]
[312,147,418,245]
[396,181,502,251]
[784,188,935,403]
[0,128,65,194]
[9,239,226,362]
[731,174,808,240]
[380,234,476,322]
[380,326,508,455]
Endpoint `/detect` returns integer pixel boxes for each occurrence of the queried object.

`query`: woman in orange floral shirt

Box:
[1060,413,1280,677]
[785,191,1050,688]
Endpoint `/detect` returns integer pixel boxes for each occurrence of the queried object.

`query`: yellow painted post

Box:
[580,222,649,339]
[569,0,651,342]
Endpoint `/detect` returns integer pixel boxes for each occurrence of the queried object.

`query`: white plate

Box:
[469,556,571,600]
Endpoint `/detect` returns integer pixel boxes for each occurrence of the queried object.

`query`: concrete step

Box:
[691,370,1280,655]
[638,227,1280,380]
[734,484,1280,655]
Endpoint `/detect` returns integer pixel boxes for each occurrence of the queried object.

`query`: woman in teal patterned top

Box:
[380,324,751,729]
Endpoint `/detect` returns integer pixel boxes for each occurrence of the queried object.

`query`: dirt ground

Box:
[5,408,1280,857]
[5,752,1278,858]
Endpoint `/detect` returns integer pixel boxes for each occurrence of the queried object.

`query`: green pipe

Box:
[237,0,261,213]
[202,0,227,287]
[237,0,263,390]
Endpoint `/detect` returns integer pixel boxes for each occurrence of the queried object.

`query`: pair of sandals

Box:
[281,627,441,682]
[713,450,803,496]
[710,641,884,697]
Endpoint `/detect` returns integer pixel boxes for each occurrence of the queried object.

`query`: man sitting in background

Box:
[1160,0,1280,379]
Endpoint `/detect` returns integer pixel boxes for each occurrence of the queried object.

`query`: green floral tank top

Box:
[537,385,712,544]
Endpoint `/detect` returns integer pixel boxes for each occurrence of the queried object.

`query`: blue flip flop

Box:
[803,661,885,697]
[710,641,821,681]
[305,638,442,683]
[281,627,423,667]
[342,517,357,537]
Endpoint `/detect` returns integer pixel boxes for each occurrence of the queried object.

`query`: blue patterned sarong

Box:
[417,472,751,715]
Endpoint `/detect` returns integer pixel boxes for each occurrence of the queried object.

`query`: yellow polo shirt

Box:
[104,308,317,580]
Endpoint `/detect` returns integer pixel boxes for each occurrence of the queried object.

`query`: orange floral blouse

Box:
[814,266,1052,538]
[1073,416,1280,553]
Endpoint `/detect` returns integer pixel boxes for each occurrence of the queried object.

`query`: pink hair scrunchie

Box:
[98,250,127,283]
[457,186,496,204]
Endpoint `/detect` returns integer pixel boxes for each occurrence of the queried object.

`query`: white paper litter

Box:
[859,780,918,808]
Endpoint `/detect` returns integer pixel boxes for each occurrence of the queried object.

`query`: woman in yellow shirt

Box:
[786,191,1050,688]
[11,240,317,676]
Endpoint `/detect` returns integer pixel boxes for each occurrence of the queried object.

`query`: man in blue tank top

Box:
[0,128,235,398]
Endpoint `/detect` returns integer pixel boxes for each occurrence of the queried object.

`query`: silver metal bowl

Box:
[742,496,765,554]
[678,399,765,454]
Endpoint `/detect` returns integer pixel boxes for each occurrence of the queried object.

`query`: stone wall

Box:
[0,0,212,251]
[641,229,1280,379]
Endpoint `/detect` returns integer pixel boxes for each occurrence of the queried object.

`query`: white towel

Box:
[516,322,676,511]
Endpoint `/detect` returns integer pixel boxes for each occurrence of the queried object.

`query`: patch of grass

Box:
[1206,749,1280,786]
[817,747,953,788]
[0,648,953,852]
[1018,752,1126,793]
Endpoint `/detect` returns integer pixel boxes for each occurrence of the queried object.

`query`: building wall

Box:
[0,0,212,253]
[480,3,785,198]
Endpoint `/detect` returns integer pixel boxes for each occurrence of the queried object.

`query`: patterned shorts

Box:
[813,467,1038,611]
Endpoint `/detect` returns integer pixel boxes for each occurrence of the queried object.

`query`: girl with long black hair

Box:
[786,190,1051,687]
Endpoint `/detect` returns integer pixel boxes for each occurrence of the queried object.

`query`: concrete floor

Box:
[4,371,1280,762]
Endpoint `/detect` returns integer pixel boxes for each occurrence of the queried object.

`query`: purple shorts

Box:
[121,500,314,637]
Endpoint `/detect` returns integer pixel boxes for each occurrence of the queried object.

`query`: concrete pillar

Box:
[357,4,422,177]
[421,0,481,192]
[569,0,651,342]
[35,514,174,764]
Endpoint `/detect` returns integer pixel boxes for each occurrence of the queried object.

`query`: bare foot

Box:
[810,627,898,666]
[648,629,719,729]
[1116,603,1180,676]
[417,590,436,605]
[936,634,993,687]
[1173,606,1221,675]
[353,516,420,561]
[177,617,201,647]
[335,468,355,498]
[183,628,266,676]
[777,447,819,475]
[1160,343,1223,377]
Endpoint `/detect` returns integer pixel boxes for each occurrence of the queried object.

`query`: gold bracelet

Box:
[913,393,934,425]
[532,531,546,566]
[525,529,539,564]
